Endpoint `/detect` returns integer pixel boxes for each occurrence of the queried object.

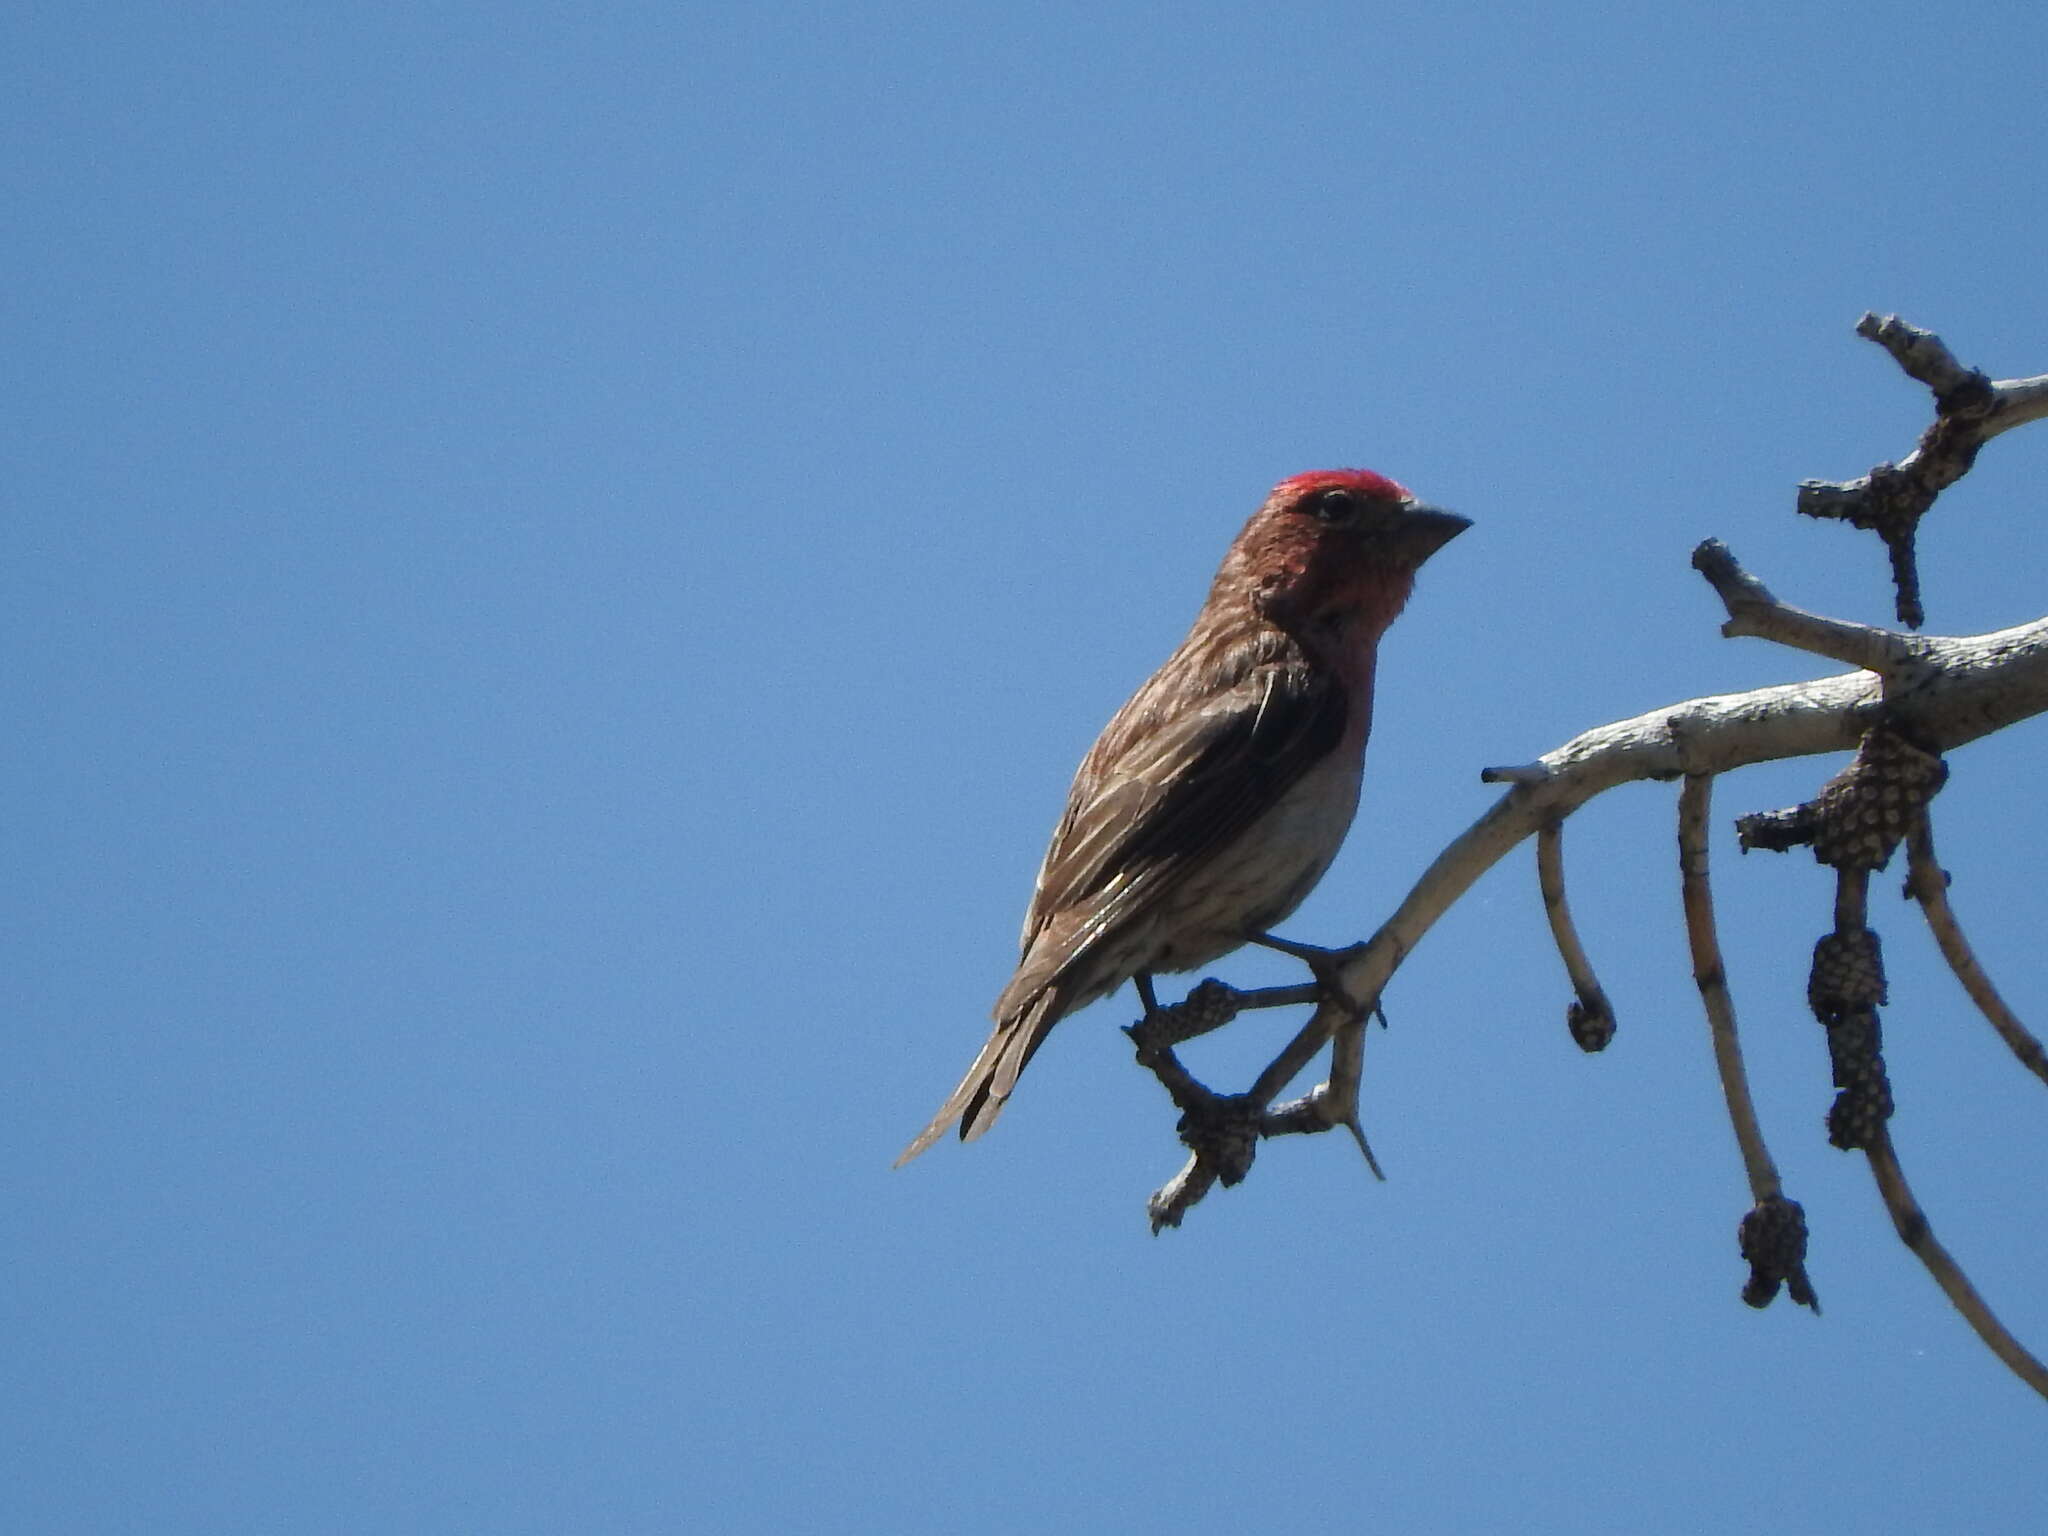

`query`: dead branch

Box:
[1691,541,1921,675]
[1536,819,1615,1051]
[1677,773,1817,1311]
[1865,1130,2048,1399]
[1797,313,2048,628]
[1144,596,2048,1229]
[1128,315,2048,1398]
[1905,819,2048,1090]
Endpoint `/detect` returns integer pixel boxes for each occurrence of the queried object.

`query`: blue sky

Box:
[9,3,2048,1532]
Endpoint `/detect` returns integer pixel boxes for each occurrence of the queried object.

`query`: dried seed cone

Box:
[1822,1008,1894,1150]
[1827,1068,1895,1151]
[1808,928,1888,1021]
[1178,1095,1261,1187]
[1811,724,1948,871]
[1566,997,1615,1052]
[1174,979,1242,1036]
[1739,1195,1812,1310]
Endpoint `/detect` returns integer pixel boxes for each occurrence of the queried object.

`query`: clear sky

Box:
[9,3,2048,1532]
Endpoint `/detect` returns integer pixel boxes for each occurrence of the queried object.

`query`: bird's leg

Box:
[1251,932,1367,999]
[1251,932,1390,1022]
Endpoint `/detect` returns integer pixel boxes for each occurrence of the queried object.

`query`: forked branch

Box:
[1128,316,2048,1399]
[1144,595,2048,1229]
[1797,313,2048,628]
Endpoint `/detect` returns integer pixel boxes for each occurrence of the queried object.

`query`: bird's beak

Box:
[1396,503,1471,564]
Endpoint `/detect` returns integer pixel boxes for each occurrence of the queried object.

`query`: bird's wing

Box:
[998,654,1347,1016]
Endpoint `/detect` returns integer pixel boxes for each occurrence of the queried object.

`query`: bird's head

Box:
[1220,469,1471,638]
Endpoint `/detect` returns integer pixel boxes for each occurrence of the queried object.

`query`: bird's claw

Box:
[1252,934,1372,1017]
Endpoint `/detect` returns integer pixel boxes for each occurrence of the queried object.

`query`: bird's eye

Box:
[1312,489,1357,523]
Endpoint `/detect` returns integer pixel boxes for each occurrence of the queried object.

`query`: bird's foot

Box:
[1251,934,1377,1021]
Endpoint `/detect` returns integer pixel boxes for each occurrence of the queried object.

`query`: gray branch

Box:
[1905,820,2048,1091]
[1692,540,1922,675]
[1796,313,2048,628]
[1149,603,2048,1223]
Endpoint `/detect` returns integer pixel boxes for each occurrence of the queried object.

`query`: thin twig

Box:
[1322,1015,1386,1178]
[1261,1071,1387,1180]
[1246,994,1362,1107]
[1858,313,1981,395]
[1682,774,1820,1309]
[1677,774,1784,1203]
[1147,1160,1216,1232]
[1865,1129,2048,1400]
[1855,314,2048,438]
[1692,541,1919,673]
[1905,820,2048,1090]
[1536,819,1616,1050]
[1835,866,1869,930]
[1796,314,2048,628]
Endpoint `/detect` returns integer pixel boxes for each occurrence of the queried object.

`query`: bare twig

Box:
[1321,1015,1386,1178]
[1679,772,1819,1311]
[1147,1160,1216,1232]
[1126,1031,1218,1118]
[1677,774,1788,1208]
[1836,866,1869,930]
[1796,313,2048,628]
[1993,374,2048,432]
[1858,313,1983,396]
[1261,1058,1387,1181]
[1692,541,1920,674]
[1905,819,2048,1090]
[1680,771,1820,1307]
[1855,314,2048,437]
[1536,819,1616,1050]
[1865,1129,2048,1401]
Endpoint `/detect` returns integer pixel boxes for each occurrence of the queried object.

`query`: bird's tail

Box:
[894,992,1058,1167]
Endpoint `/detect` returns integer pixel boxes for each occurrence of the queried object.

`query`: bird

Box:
[897,469,1468,1164]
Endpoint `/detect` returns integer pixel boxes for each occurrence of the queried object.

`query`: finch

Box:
[898,470,1468,1164]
